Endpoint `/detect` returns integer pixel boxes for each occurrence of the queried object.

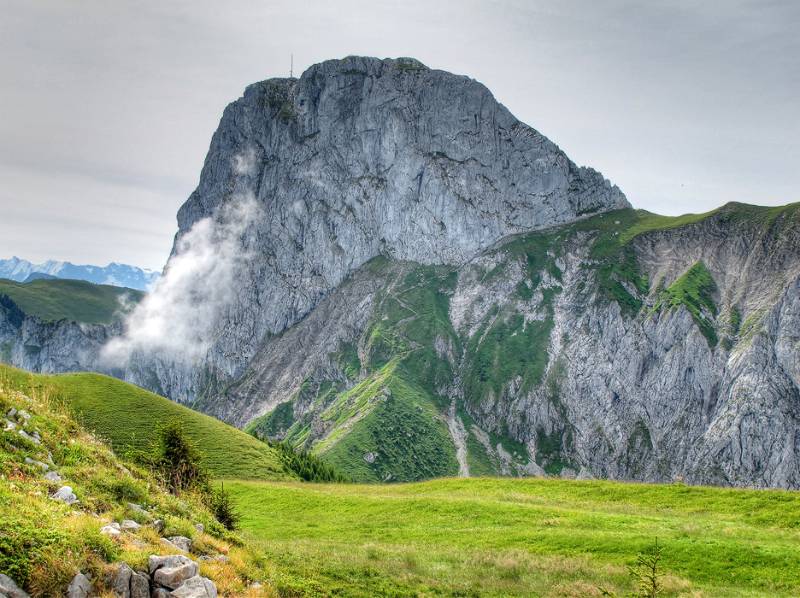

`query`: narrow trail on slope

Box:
[446,399,470,477]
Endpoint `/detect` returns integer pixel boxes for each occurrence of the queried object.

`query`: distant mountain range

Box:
[0,256,159,291]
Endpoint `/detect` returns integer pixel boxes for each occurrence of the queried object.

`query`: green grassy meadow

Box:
[0,277,142,323]
[226,478,800,597]
[0,365,290,480]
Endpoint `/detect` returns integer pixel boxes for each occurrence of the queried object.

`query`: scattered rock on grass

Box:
[17,429,40,445]
[149,555,198,590]
[23,457,48,471]
[44,470,62,482]
[101,522,122,537]
[51,485,78,504]
[66,572,91,598]
[0,573,29,598]
[170,575,217,598]
[120,519,141,531]
[166,535,192,552]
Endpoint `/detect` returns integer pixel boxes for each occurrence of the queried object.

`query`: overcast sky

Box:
[1,1,797,270]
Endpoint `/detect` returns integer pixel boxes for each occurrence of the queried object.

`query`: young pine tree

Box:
[154,420,208,495]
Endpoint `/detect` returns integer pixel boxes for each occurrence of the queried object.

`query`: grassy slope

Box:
[0,365,290,481]
[227,478,800,597]
[0,278,142,324]
[0,369,287,597]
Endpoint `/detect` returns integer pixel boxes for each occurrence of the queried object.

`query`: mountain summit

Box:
[154,56,627,398]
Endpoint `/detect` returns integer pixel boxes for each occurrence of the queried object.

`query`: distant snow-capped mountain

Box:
[0,256,159,291]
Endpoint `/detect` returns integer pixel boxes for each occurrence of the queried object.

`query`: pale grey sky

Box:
[1,0,797,269]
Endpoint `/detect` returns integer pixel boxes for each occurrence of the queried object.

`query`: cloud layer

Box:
[102,193,261,366]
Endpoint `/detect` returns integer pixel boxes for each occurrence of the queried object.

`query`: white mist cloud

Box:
[232,146,258,176]
[102,192,261,366]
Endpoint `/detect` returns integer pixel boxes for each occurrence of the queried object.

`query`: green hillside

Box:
[0,365,295,596]
[0,278,142,324]
[228,477,800,597]
[0,365,290,481]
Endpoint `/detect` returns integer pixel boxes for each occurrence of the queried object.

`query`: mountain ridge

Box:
[0,256,159,291]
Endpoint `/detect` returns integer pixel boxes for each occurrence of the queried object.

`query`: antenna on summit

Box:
[290,53,293,78]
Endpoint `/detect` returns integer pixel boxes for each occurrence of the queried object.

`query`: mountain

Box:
[120,55,627,403]
[0,256,159,291]
[1,56,798,489]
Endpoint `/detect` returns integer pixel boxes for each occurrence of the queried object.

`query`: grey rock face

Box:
[129,572,149,598]
[115,55,627,403]
[0,573,29,598]
[111,562,133,597]
[0,296,115,375]
[66,573,91,598]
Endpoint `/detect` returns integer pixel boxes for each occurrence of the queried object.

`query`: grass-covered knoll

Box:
[321,369,459,482]
[227,477,800,597]
[0,365,290,481]
[0,278,142,324]
[255,265,462,483]
[655,261,719,346]
[0,372,283,596]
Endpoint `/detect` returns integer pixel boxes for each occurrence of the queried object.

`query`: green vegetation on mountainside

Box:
[227,477,800,597]
[249,202,800,482]
[0,365,290,481]
[0,278,142,324]
[252,264,462,482]
[655,261,719,346]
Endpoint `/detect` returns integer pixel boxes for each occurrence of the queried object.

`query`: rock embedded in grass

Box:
[169,575,218,598]
[120,519,141,531]
[166,535,192,552]
[149,555,198,589]
[52,485,78,504]
[44,470,62,482]
[23,456,48,470]
[66,572,91,598]
[0,573,29,598]
[101,522,122,537]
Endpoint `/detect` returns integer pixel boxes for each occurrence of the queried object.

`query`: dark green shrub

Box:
[153,420,208,495]
[209,482,240,531]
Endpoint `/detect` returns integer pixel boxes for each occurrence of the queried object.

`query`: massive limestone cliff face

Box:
[152,55,626,402]
[237,203,800,488]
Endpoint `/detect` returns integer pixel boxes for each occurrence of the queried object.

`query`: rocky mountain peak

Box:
[124,56,631,400]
